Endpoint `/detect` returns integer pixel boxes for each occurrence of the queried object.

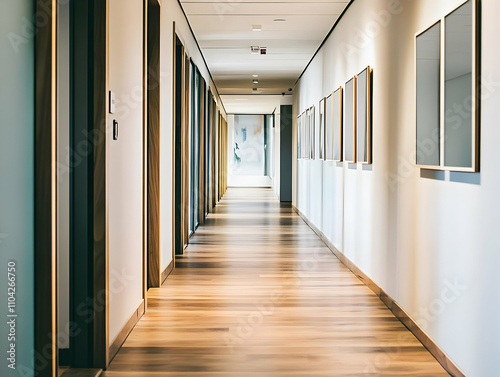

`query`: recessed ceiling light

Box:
[274,18,286,22]
[253,79,259,84]
[252,74,259,78]
[252,25,262,32]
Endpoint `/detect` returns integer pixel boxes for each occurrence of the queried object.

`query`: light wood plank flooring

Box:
[102,188,449,376]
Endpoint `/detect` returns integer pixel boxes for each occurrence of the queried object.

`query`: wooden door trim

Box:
[198,78,206,225]
[34,0,58,375]
[146,0,161,288]
[182,53,190,250]
[171,23,177,263]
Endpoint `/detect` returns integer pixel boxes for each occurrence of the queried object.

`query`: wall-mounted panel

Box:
[344,77,356,163]
[444,0,477,170]
[416,0,480,171]
[325,94,334,161]
[416,22,441,167]
[309,106,315,160]
[305,108,310,159]
[357,67,372,164]
[333,87,343,162]
[297,113,302,159]
[319,99,325,160]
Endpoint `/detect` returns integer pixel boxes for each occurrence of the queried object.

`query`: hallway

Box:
[101,188,448,376]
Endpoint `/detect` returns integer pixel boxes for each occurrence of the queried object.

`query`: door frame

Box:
[35,0,58,375]
[146,0,162,289]
[173,27,191,257]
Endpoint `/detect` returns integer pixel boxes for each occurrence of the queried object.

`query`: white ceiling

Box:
[221,94,291,114]
[180,0,350,112]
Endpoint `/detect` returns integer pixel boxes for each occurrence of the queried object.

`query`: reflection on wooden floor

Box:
[102,188,448,376]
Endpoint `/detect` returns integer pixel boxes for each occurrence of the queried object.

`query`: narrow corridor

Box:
[101,188,448,376]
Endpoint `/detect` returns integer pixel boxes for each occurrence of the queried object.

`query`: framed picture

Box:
[325,93,334,161]
[297,113,302,159]
[357,67,372,164]
[344,77,357,163]
[305,108,310,159]
[333,87,343,162]
[309,105,315,160]
[416,0,480,172]
[319,99,325,160]
[416,22,441,167]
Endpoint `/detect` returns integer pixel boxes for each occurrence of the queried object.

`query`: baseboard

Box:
[227,186,272,188]
[108,300,145,365]
[60,368,102,377]
[161,259,174,285]
[292,205,465,377]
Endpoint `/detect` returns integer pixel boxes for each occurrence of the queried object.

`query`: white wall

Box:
[108,0,145,346]
[159,0,226,270]
[294,0,500,375]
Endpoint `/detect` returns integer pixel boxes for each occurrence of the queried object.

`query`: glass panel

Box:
[194,69,200,228]
[232,115,265,175]
[333,88,343,162]
[265,115,273,176]
[357,68,370,164]
[297,114,302,159]
[319,99,325,160]
[325,95,334,160]
[189,63,194,233]
[309,106,315,160]
[416,22,441,166]
[344,78,356,163]
[445,0,473,168]
[302,112,307,159]
[305,109,310,159]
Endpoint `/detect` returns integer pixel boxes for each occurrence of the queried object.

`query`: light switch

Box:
[109,91,116,114]
[113,120,119,140]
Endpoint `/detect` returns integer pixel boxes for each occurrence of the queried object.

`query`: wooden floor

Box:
[102,188,449,376]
